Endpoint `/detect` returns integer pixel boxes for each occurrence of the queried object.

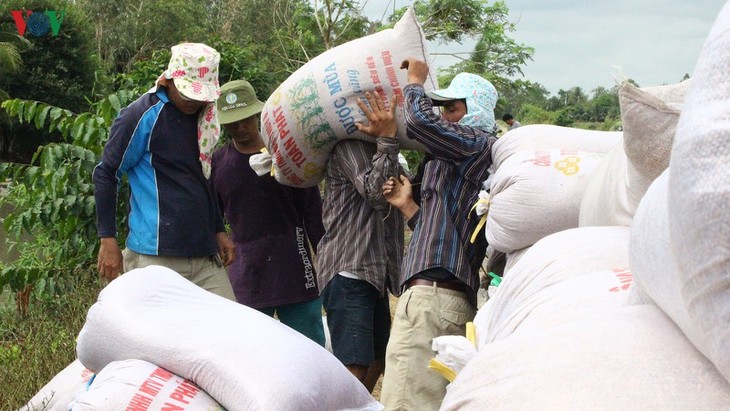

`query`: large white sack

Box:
[579,80,690,227]
[486,126,621,253]
[19,359,93,411]
[474,226,632,348]
[260,7,432,187]
[71,359,222,410]
[442,303,730,411]
[667,0,730,384]
[76,266,382,411]
[450,224,730,410]
[632,170,730,384]
[490,124,620,169]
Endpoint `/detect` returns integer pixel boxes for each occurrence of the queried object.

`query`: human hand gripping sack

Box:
[400,58,429,85]
[355,92,399,138]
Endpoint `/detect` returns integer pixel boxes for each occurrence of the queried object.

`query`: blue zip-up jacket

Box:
[93,89,224,257]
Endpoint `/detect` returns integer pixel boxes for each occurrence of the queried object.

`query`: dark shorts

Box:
[322,274,391,367]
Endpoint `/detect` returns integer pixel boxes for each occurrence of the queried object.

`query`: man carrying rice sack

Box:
[379,58,498,410]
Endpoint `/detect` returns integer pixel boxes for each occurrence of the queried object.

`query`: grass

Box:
[0,270,104,410]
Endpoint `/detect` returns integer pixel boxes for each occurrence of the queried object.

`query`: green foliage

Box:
[76,0,208,74]
[0,0,106,108]
[0,92,132,297]
[310,0,375,49]
[389,0,485,43]
[0,0,107,162]
[401,149,426,174]
[496,79,550,117]
[0,269,102,409]
[211,38,282,99]
[554,108,576,127]
[0,32,31,100]
[519,103,557,125]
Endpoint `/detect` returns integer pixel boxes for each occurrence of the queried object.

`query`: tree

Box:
[0,0,105,162]
[450,1,533,89]
[496,79,549,119]
[76,0,208,74]
[586,86,619,123]
[311,0,372,49]
[0,33,30,101]
[0,32,30,160]
[0,0,104,108]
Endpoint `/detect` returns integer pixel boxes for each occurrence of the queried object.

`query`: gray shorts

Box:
[122,249,236,301]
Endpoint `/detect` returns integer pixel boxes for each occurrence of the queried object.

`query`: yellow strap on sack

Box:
[428,358,458,383]
[469,196,490,244]
[260,147,276,177]
[465,322,476,347]
[428,322,478,383]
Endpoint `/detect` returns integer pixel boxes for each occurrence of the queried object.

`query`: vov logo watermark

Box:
[10,10,65,37]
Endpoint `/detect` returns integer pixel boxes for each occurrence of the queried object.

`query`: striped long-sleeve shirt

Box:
[316,138,404,295]
[400,83,497,305]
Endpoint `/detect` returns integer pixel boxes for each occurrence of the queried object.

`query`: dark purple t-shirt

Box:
[211,143,325,308]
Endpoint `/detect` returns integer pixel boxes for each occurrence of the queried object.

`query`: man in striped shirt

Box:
[317,93,405,392]
[379,59,498,410]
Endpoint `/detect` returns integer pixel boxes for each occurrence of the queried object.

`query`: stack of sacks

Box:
[485,125,621,269]
[486,78,691,275]
[260,7,432,187]
[70,359,223,410]
[76,265,383,411]
[631,0,730,385]
[442,226,730,410]
[579,79,690,226]
[441,3,730,408]
[20,359,93,411]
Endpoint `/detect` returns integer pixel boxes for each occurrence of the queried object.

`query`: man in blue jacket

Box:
[93,43,235,300]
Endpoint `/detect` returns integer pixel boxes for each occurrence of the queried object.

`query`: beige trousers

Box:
[122,249,236,301]
[380,284,475,411]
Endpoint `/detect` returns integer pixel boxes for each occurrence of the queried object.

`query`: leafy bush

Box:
[0,91,133,307]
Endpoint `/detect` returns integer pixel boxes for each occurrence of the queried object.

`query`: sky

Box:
[360,0,727,95]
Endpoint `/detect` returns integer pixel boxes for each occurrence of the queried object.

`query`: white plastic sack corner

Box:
[260,7,433,187]
[431,335,477,380]
[19,359,93,411]
[75,265,383,411]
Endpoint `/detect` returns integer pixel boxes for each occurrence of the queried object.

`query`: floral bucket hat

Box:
[427,73,498,133]
[149,43,221,178]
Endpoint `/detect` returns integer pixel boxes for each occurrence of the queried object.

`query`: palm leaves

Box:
[0,32,31,101]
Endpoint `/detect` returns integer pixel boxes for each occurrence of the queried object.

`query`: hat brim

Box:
[218,101,265,125]
[426,89,466,102]
[174,78,219,103]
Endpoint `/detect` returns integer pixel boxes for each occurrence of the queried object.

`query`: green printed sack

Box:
[261,7,434,187]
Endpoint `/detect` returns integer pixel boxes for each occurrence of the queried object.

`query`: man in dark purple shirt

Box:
[211,80,326,345]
